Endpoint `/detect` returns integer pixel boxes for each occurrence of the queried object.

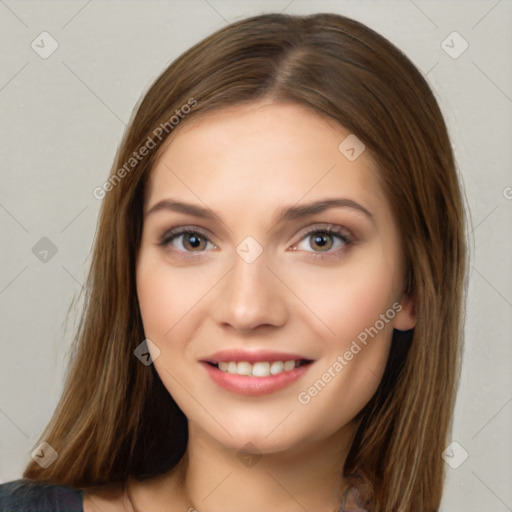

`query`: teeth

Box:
[284,360,296,371]
[237,361,253,376]
[270,361,284,374]
[252,362,270,377]
[215,360,303,377]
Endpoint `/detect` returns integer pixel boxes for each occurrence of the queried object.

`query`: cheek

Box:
[136,257,202,400]
[137,262,175,340]
[288,249,398,411]
[136,254,215,340]
[289,249,399,348]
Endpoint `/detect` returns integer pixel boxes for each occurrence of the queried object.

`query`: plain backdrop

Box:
[1,1,511,510]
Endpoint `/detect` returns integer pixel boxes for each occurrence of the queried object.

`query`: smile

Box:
[201,359,314,396]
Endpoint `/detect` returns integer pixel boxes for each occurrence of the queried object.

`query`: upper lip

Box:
[201,349,313,364]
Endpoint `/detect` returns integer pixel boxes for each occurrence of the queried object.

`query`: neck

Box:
[174,420,358,512]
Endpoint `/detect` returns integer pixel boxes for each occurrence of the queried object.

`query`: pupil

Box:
[312,233,332,251]
[187,235,203,250]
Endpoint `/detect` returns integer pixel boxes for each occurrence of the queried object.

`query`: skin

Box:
[83,101,415,512]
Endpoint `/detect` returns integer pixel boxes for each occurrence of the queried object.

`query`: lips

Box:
[200,349,314,396]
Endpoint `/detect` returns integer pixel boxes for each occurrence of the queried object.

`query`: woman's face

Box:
[136,101,415,454]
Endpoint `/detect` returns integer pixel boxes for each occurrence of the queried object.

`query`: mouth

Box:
[200,354,314,396]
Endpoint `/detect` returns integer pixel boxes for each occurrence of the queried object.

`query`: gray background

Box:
[1,1,511,510]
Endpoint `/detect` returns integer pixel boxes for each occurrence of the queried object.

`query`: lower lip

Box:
[201,362,312,396]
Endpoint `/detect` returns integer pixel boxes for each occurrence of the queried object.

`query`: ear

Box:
[392,292,416,331]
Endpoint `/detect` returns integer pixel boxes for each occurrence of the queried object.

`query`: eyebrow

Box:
[145,197,375,226]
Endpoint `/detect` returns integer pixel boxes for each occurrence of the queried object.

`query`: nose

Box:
[212,249,288,333]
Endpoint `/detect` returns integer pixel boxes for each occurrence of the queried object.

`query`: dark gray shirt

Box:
[0,479,83,512]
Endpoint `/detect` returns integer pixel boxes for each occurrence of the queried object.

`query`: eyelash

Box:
[157,225,354,261]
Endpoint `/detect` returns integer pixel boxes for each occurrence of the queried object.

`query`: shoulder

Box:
[0,479,83,512]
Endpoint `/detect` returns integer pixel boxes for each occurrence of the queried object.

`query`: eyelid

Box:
[292,223,353,244]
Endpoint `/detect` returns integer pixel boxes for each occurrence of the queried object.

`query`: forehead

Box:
[145,101,387,220]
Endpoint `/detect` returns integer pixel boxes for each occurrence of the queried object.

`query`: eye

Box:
[157,224,353,259]
[291,225,353,257]
[158,227,216,253]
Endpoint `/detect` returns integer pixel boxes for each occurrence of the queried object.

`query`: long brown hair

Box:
[23,12,468,511]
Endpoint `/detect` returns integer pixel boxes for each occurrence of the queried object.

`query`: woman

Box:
[0,12,467,512]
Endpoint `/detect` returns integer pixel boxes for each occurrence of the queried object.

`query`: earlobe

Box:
[393,293,416,331]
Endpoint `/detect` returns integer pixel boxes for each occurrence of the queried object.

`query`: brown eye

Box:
[291,225,353,260]
[182,233,207,251]
[309,232,334,252]
[159,228,216,254]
